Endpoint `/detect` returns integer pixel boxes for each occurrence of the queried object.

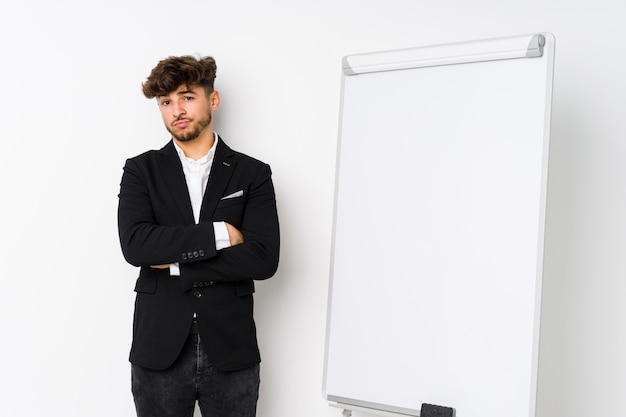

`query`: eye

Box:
[183,96,194,101]
[159,100,170,106]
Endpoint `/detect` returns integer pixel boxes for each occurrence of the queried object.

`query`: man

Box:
[118,55,280,417]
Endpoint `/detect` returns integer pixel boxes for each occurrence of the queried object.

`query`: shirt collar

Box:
[173,132,218,165]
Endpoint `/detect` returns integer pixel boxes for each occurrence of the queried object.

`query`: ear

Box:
[210,91,220,110]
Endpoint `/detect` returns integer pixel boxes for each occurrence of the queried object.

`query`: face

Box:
[157,85,220,143]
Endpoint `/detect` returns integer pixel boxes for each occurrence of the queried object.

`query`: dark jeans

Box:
[132,333,260,417]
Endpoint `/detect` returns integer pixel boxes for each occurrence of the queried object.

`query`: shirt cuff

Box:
[214,221,232,250]
[169,262,180,276]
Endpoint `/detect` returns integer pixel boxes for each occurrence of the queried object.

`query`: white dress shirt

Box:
[169,133,230,276]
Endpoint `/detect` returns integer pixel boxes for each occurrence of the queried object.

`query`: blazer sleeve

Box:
[178,163,280,291]
[117,156,218,267]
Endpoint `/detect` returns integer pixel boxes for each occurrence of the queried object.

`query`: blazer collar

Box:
[157,137,238,224]
[158,141,194,224]
[199,136,237,222]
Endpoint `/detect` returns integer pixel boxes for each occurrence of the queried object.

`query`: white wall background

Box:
[0,1,624,416]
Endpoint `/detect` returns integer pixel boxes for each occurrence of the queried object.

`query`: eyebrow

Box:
[157,89,198,100]
[176,89,197,96]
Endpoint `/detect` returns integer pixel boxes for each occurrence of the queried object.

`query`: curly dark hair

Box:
[142,55,217,99]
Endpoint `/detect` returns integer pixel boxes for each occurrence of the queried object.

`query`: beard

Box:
[167,112,212,142]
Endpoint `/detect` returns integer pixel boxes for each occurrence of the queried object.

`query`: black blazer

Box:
[118,138,280,371]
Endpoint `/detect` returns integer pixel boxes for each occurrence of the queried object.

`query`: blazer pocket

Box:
[221,190,244,200]
[134,276,157,294]
[215,196,244,209]
[236,280,255,296]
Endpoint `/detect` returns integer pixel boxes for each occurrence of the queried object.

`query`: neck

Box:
[174,129,215,160]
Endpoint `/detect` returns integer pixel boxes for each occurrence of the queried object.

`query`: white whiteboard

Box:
[323,33,555,417]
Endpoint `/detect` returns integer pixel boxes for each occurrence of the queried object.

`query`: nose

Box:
[172,102,186,119]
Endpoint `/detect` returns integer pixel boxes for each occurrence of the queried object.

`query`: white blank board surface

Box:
[323,33,555,417]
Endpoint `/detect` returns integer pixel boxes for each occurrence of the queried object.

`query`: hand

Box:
[225,222,244,246]
[150,264,170,269]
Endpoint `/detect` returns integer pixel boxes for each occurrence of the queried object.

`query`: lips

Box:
[173,119,191,128]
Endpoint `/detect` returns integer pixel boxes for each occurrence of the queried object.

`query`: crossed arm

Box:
[118,157,280,289]
[149,223,244,269]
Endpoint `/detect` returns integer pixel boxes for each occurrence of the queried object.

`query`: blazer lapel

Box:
[158,141,196,225]
[199,137,237,222]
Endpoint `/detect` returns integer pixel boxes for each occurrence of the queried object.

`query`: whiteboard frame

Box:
[323,33,555,417]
